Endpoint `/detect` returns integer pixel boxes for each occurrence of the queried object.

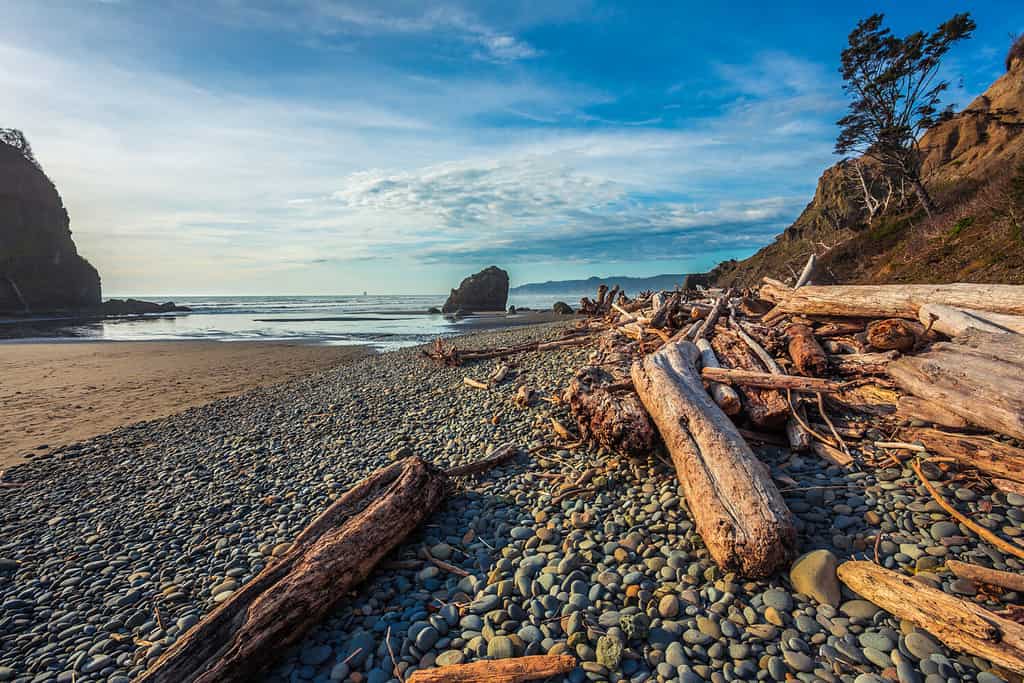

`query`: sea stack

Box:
[0,132,101,314]
[442,265,509,314]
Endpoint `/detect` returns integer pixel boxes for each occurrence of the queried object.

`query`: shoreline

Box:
[0,340,375,470]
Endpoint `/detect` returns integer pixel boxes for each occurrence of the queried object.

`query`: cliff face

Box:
[0,142,101,313]
[712,53,1024,288]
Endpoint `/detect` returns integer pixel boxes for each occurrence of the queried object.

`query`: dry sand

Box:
[0,341,372,469]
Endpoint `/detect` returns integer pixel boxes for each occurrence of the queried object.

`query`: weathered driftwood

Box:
[888,340,1024,439]
[895,396,969,429]
[953,328,1024,367]
[407,655,578,683]
[700,367,844,393]
[811,440,854,468]
[763,282,1024,319]
[565,365,656,456]
[946,560,1024,593]
[425,335,594,366]
[828,351,897,376]
[918,303,1024,337]
[794,252,816,288]
[631,340,796,577]
[837,561,1024,674]
[866,318,921,352]
[995,478,1024,496]
[815,320,867,337]
[903,428,1024,484]
[139,457,450,683]
[786,323,828,376]
[711,330,789,429]
[695,338,742,415]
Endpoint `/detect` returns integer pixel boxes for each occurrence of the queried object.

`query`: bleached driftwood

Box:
[763,282,1024,318]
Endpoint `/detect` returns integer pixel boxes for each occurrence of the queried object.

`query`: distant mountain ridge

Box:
[511,273,708,296]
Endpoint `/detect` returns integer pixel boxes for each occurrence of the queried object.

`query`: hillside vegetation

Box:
[711,37,1024,288]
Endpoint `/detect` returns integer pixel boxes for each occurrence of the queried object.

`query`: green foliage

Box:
[1008,33,1024,71]
[836,13,975,215]
[0,128,40,169]
[948,216,974,238]
[869,214,912,242]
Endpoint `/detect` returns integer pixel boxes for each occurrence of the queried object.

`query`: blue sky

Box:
[3,1,1021,294]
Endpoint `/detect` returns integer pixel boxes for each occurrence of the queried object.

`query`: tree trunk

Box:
[836,561,1024,675]
[407,655,578,683]
[902,428,1024,483]
[888,341,1024,439]
[911,176,937,218]
[786,324,829,376]
[566,365,656,456]
[631,340,796,577]
[761,282,1024,319]
[139,458,450,683]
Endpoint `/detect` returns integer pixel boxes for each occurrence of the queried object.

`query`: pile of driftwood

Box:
[137,274,1024,681]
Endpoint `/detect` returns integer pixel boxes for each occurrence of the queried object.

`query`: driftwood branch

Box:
[406,655,578,683]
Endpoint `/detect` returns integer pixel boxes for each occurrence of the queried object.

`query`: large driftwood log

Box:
[918,303,1024,337]
[895,396,969,429]
[140,458,450,683]
[786,324,828,376]
[407,655,577,683]
[837,561,1024,674]
[903,428,1024,484]
[763,282,1024,319]
[631,340,796,577]
[711,330,789,428]
[701,367,844,393]
[866,318,921,352]
[887,340,1024,440]
[953,328,1024,367]
[566,365,656,456]
[828,351,897,376]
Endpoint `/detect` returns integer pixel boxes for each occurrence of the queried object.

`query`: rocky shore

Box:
[0,322,1020,683]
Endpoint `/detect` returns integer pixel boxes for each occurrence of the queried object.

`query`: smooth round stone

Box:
[767,656,787,680]
[1007,493,1024,507]
[435,650,464,667]
[301,644,332,666]
[977,673,1007,683]
[487,636,515,659]
[517,625,542,643]
[783,649,814,673]
[658,595,680,618]
[896,659,923,683]
[859,632,895,652]
[905,632,942,660]
[665,642,687,667]
[415,626,440,651]
[789,549,841,606]
[862,647,891,668]
[841,600,880,620]
[854,675,886,683]
[763,589,793,612]
[929,521,960,540]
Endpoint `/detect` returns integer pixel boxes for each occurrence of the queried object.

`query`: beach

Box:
[0,341,372,470]
[2,320,1019,683]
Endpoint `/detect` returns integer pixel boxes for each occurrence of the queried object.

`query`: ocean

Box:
[4,294,571,349]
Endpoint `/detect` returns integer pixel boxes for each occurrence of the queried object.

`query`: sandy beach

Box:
[0,341,371,469]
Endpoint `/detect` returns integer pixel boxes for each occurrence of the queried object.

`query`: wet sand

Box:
[0,341,372,469]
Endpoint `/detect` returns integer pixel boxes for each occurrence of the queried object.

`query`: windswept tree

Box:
[835,13,975,217]
[0,128,40,168]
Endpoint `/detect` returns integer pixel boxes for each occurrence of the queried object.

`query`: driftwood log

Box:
[565,365,656,456]
[895,396,969,429]
[888,336,1024,439]
[762,282,1024,318]
[904,428,1024,483]
[631,340,796,577]
[711,330,789,428]
[139,457,449,682]
[919,303,1024,337]
[695,338,742,415]
[866,319,921,352]
[406,655,577,683]
[828,351,897,376]
[700,367,845,393]
[786,323,828,375]
[837,561,1024,674]
[945,560,1024,594]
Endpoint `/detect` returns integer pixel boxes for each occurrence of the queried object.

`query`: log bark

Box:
[946,560,1024,593]
[764,283,1024,319]
[918,303,1024,337]
[903,428,1024,483]
[887,343,1024,439]
[836,561,1024,674]
[566,365,656,456]
[866,318,922,352]
[786,324,828,376]
[139,458,449,683]
[829,352,898,376]
[711,331,789,429]
[953,329,1024,367]
[895,396,969,429]
[695,338,742,415]
[631,340,796,577]
[407,655,578,683]
[700,367,844,393]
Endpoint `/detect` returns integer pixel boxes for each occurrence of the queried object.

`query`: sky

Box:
[3,1,1022,295]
